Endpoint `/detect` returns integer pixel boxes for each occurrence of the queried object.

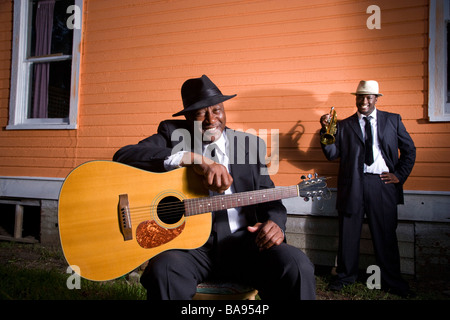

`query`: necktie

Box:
[364,116,374,166]
[204,143,218,163]
[203,144,231,241]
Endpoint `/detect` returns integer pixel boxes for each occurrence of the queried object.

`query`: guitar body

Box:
[58,161,211,281]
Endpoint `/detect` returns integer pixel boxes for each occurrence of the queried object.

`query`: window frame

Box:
[7,0,83,130]
[429,0,450,122]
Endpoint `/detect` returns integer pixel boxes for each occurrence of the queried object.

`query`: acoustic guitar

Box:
[58,161,328,281]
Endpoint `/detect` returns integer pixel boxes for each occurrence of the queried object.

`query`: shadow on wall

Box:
[228,89,347,174]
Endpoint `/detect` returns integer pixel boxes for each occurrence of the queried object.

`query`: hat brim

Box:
[172,94,237,117]
[351,92,383,96]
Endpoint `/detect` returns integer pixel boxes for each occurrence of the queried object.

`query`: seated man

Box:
[113,75,316,300]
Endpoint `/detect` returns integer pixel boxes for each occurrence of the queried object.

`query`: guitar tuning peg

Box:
[303,197,310,202]
[315,173,318,178]
[301,175,307,180]
[308,174,312,179]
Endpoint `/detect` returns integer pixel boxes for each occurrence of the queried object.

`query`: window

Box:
[429,0,450,122]
[8,0,82,130]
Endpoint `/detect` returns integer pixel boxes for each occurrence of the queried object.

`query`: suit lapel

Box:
[226,129,252,193]
[376,109,386,144]
[349,113,364,143]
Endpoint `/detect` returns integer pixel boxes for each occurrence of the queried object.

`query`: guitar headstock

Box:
[297,173,329,202]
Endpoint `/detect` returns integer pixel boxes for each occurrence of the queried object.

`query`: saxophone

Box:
[320,107,337,145]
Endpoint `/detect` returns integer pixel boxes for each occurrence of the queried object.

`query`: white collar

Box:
[358,107,377,121]
[202,130,227,155]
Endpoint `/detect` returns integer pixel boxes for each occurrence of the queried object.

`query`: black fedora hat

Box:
[172,75,237,117]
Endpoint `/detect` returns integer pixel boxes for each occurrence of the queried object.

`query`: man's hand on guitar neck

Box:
[180,152,233,194]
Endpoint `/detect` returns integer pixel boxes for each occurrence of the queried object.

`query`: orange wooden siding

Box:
[0,0,449,191]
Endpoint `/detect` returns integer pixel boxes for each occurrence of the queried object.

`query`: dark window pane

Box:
[29,60,72,119]
[29,0,74,57]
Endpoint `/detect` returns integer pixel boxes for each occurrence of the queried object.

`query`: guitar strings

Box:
[127,201,188,221]
[126,187,283,217]
[125,190,286,221]
[125,182,326,221]
[127,188,287,219]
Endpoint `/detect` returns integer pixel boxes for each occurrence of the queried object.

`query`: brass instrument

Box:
[320,107,337,145]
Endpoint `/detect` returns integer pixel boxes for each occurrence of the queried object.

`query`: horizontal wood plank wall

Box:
[0,0,449,191]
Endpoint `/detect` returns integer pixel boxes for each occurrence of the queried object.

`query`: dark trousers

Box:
[336,174,409,293]
[140,229,316,300]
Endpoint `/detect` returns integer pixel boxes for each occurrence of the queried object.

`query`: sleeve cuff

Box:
[163,151,187,171]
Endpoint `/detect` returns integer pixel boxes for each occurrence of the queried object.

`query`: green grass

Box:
[315,274,397,300]
[0,242,448,300]
[314,267,400,300]
[0,264,146,300]
[0,242,146,300]
[314,266,450,300]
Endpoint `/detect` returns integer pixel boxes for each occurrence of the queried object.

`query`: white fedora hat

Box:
[351,80,383,96]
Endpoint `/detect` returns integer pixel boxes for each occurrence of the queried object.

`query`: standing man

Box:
[319,80,416,297]
[114,75,316,300]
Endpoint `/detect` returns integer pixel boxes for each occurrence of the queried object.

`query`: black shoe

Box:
[327,280,345,292]
[383,286,416,299]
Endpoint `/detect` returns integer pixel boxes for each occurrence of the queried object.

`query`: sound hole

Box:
[157,196,185,224]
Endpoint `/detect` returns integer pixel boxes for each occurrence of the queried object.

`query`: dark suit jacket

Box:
[113,120,287,232]
[321,110,416,214]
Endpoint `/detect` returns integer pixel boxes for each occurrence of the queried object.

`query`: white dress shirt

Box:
[357,108,389,174]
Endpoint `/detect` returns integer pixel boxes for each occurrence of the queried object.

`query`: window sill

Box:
[6,123,77,130]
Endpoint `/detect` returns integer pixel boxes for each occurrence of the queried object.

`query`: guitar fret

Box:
[184,185,302,216]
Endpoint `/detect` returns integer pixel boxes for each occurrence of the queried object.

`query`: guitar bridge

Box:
[118,194,132,241]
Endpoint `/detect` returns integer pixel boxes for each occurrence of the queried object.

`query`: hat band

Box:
[354,91,382,95]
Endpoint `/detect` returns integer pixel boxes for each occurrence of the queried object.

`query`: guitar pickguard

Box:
[136,220,185,249]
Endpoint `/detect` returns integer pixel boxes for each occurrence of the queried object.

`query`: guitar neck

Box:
[184,185,299,216]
